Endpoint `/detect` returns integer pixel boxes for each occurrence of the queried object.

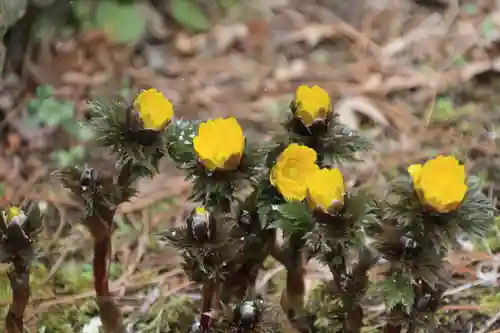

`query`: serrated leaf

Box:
[170,0,211,32]
[277,201,311,221]
[376,275,415,314]
[272,201,313,235]
[95,1,147,44]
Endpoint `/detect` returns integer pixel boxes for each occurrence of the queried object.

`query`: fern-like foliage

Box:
[283,111,372,166]
[87,99,167,177]
[157,209,243,283]
[166,120,266,209]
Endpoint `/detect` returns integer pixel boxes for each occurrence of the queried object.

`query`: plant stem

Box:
[220,229,275,303]
[93,237,125,333]
[200,281,217,331]
[93,238,111,296]
[327,246,374,333]
[344,306,364,333]
[383,323,402,333]
[281,233,307,319]
[83,163,132,333]
[5,263,30,333]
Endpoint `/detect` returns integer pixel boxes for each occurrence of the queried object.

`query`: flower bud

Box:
[237,209,259,233]
[306,168,345,215]
[193,117,245,171]
[80,166,97,192]
[293,85,332,127]
[408,155,467,213]
[186,207,216,242]
[188,319,202,333]
[234,300,262,332]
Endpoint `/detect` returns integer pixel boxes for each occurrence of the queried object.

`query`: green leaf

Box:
[62,121,95,141]
[376,274,415,314]
[271,201,313,235]
[35,84,54,99]
[35,98,74,126]
[431,97,454,122]
[170,0,211,32]
[462,4,477,15]
[217,0,239,9]
[277,201,311,221]
[27,98,42,115]
[482,18,496,39]
[71,0,94,24]
[95,1,147,44]
[51,146,86,168]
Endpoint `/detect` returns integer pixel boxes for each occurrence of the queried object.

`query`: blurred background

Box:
[2,0,500,332]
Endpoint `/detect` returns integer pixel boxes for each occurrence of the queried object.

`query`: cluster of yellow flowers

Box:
[270,143,468,214]
[133,88,246,171]
[269,143,345,214]
[133,86,468,215]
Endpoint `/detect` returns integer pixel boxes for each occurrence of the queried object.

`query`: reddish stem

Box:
[85,163,130,333]
[90,227,124,333]
[93,238,111,296]
[85,213,123,333]
[200,282,216,331]
[383,324,402,333]
[5,266,30,333]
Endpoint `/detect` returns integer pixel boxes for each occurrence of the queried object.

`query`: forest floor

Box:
[1,0,500,332]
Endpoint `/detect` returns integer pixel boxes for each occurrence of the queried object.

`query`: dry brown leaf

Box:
[274,58,307,81]
[212,23,249,51]
[280,24,336,47]
[335,96,389,130]
[174,33,206,55]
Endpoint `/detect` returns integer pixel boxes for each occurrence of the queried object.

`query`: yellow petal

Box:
[294,85,331,126]
[133,88,174,130]
[409,155,467,213]
[306,168,345,212]
[270,144,319,201]
[408,164,422,185]
[193,117,245,171]
[295,109,315,126]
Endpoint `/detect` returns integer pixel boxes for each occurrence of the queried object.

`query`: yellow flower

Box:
[408,155,467,213]
[193,117,245,171]
[2,206,24,224]
[306,168,345,213]
[270,143,319,201]
[294,85,332,126]
[133,88,174,130]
